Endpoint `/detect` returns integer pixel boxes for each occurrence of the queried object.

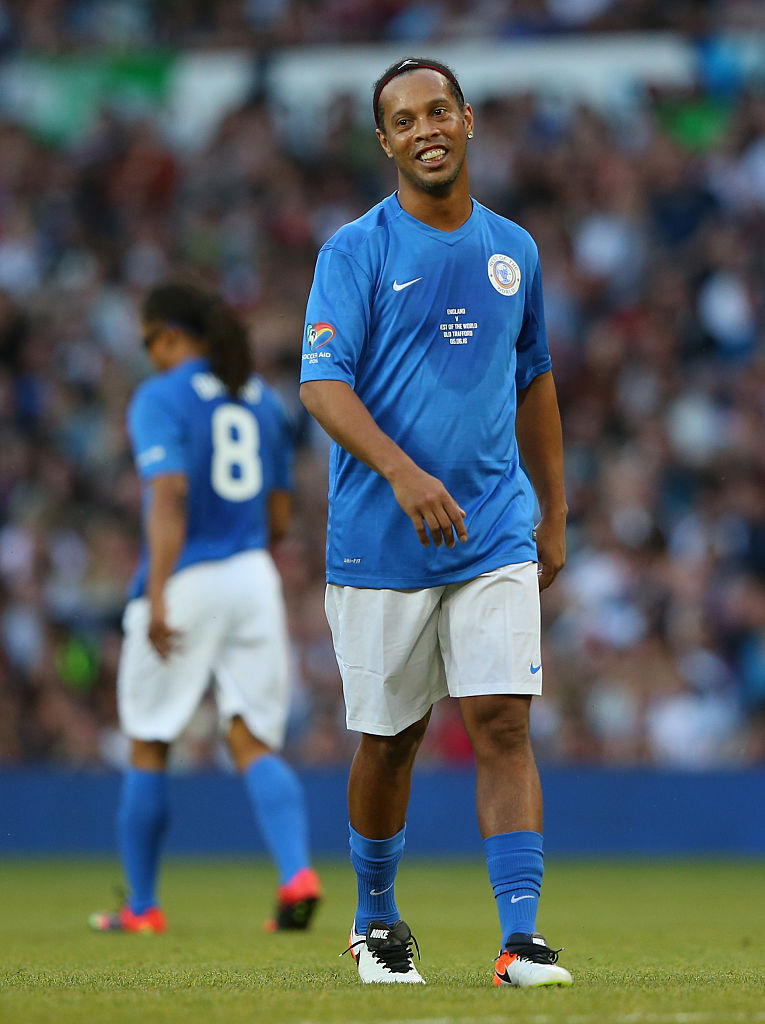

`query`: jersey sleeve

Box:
[515,256,552,390]
[300,244,372,386]
[127,383,188,480]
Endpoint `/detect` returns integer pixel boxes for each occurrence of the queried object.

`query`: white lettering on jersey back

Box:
[191,373,225,400]
[191,372,262,403]
[241,380,262,403]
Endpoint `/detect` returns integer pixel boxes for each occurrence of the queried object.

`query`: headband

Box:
[373,59,464,131]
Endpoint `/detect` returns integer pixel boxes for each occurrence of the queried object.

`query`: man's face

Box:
[377,69,473,197]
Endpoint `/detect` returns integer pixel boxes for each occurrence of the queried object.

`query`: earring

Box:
[467,131,474,139]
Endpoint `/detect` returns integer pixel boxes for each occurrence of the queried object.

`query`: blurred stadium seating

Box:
[1,0,765,780]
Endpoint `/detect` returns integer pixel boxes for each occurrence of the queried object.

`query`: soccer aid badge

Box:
[488,254,521,296]
[305,322,335,350]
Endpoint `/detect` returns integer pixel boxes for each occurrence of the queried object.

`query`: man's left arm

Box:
[515,369,567,591]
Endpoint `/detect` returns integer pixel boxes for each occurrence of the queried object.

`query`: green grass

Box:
[0,858,763,1024]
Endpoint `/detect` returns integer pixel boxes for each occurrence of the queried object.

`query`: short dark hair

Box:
[373,57,465,133]
[142,282,253,397]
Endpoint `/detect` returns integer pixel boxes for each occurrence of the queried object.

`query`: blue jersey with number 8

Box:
[127,356,293,598]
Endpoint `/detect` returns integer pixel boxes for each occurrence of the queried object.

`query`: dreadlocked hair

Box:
[204,297,253,397]
[142,282,254,397]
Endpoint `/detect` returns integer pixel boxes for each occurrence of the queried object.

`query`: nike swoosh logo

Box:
[529,662,542,674]
[392,277,422,292]
[370,883,394,896]
[510,894,535,903]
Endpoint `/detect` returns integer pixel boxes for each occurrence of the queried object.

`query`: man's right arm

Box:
[300,379,467,548]
[145,472,187,659]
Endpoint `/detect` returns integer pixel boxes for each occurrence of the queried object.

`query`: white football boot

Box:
[493,931,572,988]
[344,919,425,984]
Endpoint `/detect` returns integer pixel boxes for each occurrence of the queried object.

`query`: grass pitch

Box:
[0,857,763,1024]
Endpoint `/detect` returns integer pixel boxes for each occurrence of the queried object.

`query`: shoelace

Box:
[498,939,563,965]
[341,931,421,973]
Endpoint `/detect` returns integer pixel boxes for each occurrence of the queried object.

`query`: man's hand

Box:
[299,379,468,548]
[388,463,468,548]
[534,513,566,591]
[148,597,183,660]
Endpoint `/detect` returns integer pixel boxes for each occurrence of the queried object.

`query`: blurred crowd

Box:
[1,11,765,773]
[0,0,762,52]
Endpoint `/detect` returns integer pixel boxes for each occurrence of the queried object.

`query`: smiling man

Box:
[300,57,572,988]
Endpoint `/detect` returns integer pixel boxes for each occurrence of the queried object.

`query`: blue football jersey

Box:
[127,356,293,598]
[301,193,551,589]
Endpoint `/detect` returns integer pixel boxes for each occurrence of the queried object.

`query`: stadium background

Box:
[1,0,765,856]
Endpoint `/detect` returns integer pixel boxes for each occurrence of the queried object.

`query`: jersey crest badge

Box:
[305,322,335,350]
[487,254,521,296]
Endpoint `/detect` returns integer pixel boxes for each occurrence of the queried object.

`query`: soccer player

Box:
[300,58,571,986]
[90,282,321,934]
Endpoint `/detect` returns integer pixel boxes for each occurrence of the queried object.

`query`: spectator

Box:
[0,15,764,768]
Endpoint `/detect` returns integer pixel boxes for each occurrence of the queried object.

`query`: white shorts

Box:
[325,561,542,736]
[118,549,290,749]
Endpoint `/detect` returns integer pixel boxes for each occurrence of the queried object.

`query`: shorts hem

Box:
[346,701,436,737]
[122,724,180,744]
[218,709,285,752]
[450,681,543,698]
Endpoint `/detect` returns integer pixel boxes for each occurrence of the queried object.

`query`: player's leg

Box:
[344,719,430,984]
[326,583,445,983]
[459,693,545,932]
[444,563,572,987]
[89,737,171,933]
[460,693,569,986]
[117,739,170,928]
[348,712,429,927]
[228,713,309,883]
[216,550,320,930]
[226,714,321,930]
[91,567,226,934]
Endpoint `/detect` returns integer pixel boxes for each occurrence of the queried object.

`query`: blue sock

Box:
[116,768,169,915]
[484,830,544,946]
[243,754,311,885]
[349,824,405,933]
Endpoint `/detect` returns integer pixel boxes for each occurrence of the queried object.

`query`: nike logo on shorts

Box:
[530,662,542,674]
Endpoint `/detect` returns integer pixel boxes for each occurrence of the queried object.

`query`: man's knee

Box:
[461,695,532,759]
[130,738,170,771]
[359,713,430,770]
[227,715,272,773]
